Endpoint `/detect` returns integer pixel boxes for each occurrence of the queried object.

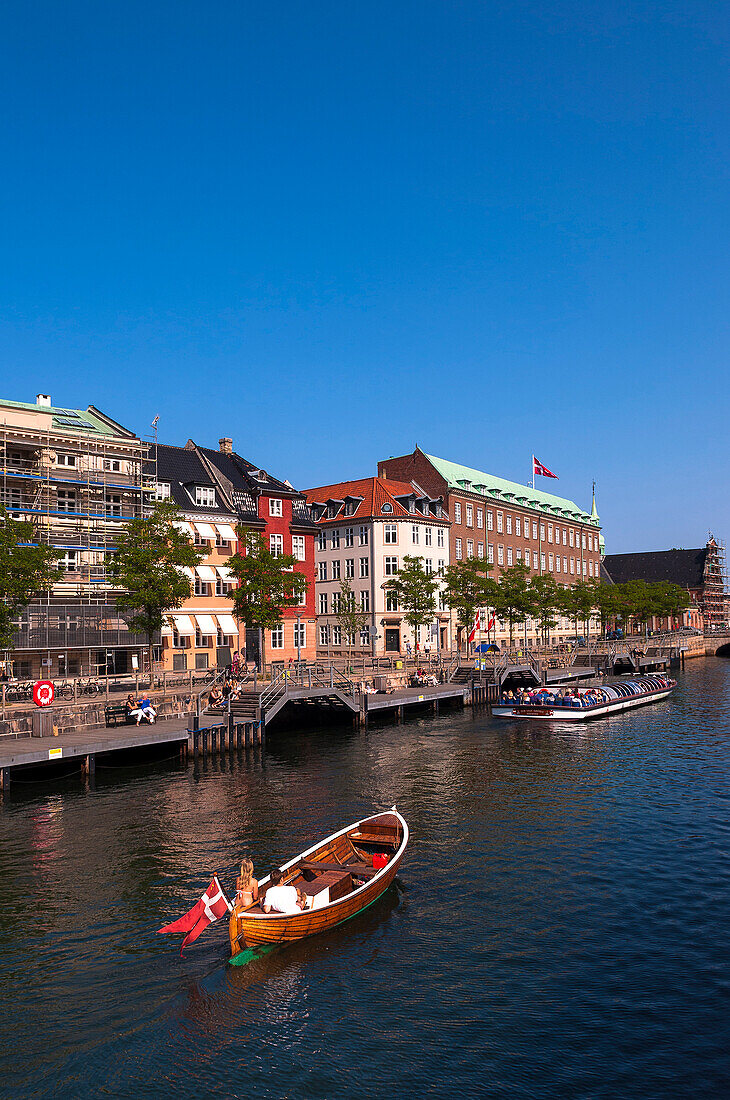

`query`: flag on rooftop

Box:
[532,456,558,480]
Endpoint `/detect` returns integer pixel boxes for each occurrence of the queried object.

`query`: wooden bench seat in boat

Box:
[299,860,379,879]
[348,830,398,847]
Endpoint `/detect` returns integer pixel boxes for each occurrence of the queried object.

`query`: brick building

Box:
[378,448,603,647]
[153,438,317,669]
[304,476,451,656]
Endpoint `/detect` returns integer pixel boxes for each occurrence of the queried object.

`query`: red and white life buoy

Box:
[33,680,55,707]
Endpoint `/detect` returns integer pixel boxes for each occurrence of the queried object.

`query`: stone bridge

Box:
[704,633,730,657]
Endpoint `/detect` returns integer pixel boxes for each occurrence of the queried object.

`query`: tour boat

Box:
[491,675,676,722]
[228,808,409,964]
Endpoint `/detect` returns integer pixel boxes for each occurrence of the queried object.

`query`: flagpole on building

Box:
[531,454,535,491]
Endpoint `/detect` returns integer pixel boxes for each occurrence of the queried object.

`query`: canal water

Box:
[0,658,728,1098]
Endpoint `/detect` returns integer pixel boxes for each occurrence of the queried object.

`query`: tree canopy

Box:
[385,555,440,646]
[441,556,494,650]
[492,560,532,644]
[0,506,62,650]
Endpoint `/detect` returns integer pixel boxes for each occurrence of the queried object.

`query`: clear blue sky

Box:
[1,2,728,553]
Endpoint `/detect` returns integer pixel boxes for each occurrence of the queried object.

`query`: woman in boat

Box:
[235,857,259,908]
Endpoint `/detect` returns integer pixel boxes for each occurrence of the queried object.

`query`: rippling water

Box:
[1,658,729,1097]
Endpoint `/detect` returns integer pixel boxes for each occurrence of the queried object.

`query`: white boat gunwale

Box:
[241,807,409,920]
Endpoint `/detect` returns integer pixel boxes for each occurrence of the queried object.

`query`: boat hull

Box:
[228,810,408,958]
[492,683,674,721]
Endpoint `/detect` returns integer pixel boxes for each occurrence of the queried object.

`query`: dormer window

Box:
[155,482,170,500]
[195,486,216,507]
[381,503,393,514]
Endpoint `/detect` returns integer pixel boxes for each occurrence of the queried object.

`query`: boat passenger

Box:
[235,857,259,908]
[262,869,306,914]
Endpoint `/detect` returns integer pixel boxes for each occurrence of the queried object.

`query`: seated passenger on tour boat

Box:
[235,857,259,908]
[262,869,306,914]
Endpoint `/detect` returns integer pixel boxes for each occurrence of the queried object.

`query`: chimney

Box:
[219,437,233,454]
[36,394,51,407]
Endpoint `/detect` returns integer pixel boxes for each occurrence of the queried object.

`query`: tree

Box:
[492,560,532,646]
[651,582,690,630]
[335,578,369,670]
[559,579,598,642]
[593,582,620,638]
[529,574,561,645]
[227,528,308,670]
[441,556,495,654]
[385,555,439,654]
[107,500,205,675]
[0,506,62,652]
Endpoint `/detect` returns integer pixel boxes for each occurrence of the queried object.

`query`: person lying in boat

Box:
[235,857,259,908]
[262,869,306,914]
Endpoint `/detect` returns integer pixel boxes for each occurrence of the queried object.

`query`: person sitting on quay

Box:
[262,869,306,914]
[138,695,157,723]
[208,685,223,708]
[125,693,143,724]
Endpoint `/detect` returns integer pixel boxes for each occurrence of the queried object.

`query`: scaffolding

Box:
[1,409,156,676]
[702,534,727,630]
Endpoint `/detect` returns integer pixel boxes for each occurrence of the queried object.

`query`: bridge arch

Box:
[714,642,730,658]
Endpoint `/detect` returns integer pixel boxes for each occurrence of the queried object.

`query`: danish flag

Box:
[468,609,481,644]
[533,456,558,480]
[486,614,495,632]
[158,876,232,955]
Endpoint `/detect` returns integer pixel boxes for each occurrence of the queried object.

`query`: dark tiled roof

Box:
[603,548,707,589]
[153,444,221,513]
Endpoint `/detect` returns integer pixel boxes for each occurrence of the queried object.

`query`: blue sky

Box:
[0,1,728,553]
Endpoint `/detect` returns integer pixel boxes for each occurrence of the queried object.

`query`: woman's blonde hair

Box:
[239,857,254,888]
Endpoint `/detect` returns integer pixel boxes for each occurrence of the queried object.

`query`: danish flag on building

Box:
[158,876,232,955]
[532,455,558,480]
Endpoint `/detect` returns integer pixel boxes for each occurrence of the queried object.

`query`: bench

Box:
[104,704,134,727]
[299,860,379,879]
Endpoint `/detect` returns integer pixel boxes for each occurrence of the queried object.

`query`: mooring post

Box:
[202,728,209,756]
[0,767,9,791]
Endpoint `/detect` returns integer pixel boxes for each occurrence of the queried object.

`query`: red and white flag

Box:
[486,614,496,632]
[468,609,481,644]
[533,456,558,480]
[158,876,232,955]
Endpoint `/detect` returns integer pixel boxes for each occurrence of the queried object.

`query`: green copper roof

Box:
[0,398,120,437]
[424,453,599,526]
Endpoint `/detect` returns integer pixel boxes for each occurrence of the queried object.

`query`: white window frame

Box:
[269,533,284,557]
[195,486,216,508]
[271,625,284,649]
[269,498,283,517]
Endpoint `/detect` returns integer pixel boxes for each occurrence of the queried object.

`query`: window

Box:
[56,453,76,467]
[59,549,79,572]
[412,525,419,545]
[583,560,587,575]
[345,558,355,578]
[477,508,483,529]
[332,626,342,646]
[589,560,594,577]
[487,511,493,531]
[497,545,504,565]
[195,486,216,507]
[466,539,474,557]
[455,538,462,560]
[539,524,545,541]
[331,559,341,580]
[104,458,122,473]
[269,498,283,517]
[332,592,342,613]
[570,558,575,574]
[506,515,512,535]
[453,502,462,524]
[318,561,327,581]
[507,548,513,566]
[531,522,537,539]
[319,592,328,614]
[563,556,568,572]
[360,626,370,646]
[385,591,398,611]
[360,590,370,612]
[384,524,397,544]
[106,494,122,517]
[497,512,503,534]
[533,551,538,569]
[488,544,494,565]
[465,504,473,527]
[319,625,329,646]
[293,622,306,649]
[548,553,553,570]
[540,553,546,571]
[194,529,207,547]
[318,530,327,551]
[57,489,76,513]
[384,556,398,575]
[345,527,354,547]
[292,536,306,561]
[359,557,369,578]
[569,529,574,547]
[477,542,484,559]
[547,524,553,543]
[582,534,587,550]
[437,528,444,548]
[215,530,229,549]
[438,558,445,572]
[296,587,307,607]
[515,517,521,537]
[516,548,522,561]
[331,529,340,549]
[194,577,209,597]
[270,533,283,557]
[271,625,284,648]
[563,529,567,545]
[555,556,561,573]
[359,526,368,545]
[155,482,170,500]
[424,559,433,575]
[215,579,232,596]
[425,527,432,546]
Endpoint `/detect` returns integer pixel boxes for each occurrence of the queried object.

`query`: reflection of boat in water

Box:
[492,675,676,722]
[228,809,409,965]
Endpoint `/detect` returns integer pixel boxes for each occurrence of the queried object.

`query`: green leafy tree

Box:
[593,582,620,638]
[441,556,495,654]
[529,574,561,645]
[492,560,532,646]
[651,582,690,630]
[335,578,369,670]
[385,555,440,654]
[107,500,204,674]
[0,506,62,652]
[227,528,308,670]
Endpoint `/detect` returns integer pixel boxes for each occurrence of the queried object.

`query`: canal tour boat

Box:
[228,808,409,964]
[492,675,676,722]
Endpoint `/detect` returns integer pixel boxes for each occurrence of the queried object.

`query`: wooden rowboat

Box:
[228,808,408,964]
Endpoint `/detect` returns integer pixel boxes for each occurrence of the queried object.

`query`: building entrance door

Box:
[440,627,447,649]
[385,628,400,652]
